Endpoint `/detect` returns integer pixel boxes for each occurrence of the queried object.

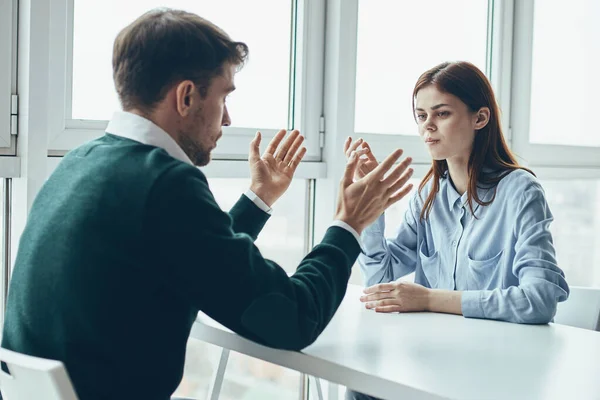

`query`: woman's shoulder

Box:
[496,168,545,202]
[498,168,540,188]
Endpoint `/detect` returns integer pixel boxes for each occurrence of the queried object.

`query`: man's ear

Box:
[175,80,196,117]
[474,107,490,131]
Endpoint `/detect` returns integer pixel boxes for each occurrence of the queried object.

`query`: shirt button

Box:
[452,240,457,247]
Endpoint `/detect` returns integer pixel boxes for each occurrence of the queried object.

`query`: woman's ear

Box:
[474,107,490,131]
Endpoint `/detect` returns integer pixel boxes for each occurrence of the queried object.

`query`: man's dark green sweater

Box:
[1,134,361,400]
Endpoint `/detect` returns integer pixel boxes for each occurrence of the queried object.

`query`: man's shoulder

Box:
[40,135,208,213]
[61,134,201,180]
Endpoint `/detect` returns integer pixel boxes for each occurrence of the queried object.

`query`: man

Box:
[1,8,413,400]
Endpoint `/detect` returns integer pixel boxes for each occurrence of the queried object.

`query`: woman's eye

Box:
[416,114,426,121]
[437,111,449,117]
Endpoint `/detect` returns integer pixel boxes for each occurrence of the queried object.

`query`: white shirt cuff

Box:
[331,220,364,250]
[244,190,273,215]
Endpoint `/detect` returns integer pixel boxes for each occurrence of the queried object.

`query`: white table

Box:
[190,284,600,400]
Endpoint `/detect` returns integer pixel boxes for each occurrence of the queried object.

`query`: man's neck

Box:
[128,108,180,147]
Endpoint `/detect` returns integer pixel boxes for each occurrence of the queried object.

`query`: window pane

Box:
[529,1,600,147]
[208,178,307,273]
[354,0,488,135]
[543,180,600,287]
[173,178,306,398]
[72,0,291,129]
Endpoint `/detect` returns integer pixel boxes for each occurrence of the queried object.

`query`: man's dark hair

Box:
[113,8,248,113]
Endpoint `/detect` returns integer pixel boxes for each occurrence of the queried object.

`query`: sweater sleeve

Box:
[144,164,361,350]
[228,194,270,241]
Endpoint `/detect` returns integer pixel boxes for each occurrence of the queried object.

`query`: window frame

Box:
[0,179,9,327]
[0,0,18,153]
[46,0,326,164]
[510,0,600,168]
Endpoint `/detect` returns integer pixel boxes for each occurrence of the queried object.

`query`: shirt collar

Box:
[443,173,464,210]
[443,173,495,214]
[105,111,194,166]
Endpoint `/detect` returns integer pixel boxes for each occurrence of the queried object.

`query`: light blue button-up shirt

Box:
[358,169,569,324]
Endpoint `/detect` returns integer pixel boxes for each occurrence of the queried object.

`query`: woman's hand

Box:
[343,137,379,181]
[360,281,431,313]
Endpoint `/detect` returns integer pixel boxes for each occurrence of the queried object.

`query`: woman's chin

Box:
[427,150,447,161]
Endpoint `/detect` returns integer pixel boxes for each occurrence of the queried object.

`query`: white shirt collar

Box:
[105,111,193,166]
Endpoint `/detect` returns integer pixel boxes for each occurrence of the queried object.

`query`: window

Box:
[72,0,292,129]
[511,0,600,167]
[49,0,324,159]
[529,0,600,147]
[543,179,600,288]
[354,0,489,136]
[209,178,308,273]
[173,178,309,398]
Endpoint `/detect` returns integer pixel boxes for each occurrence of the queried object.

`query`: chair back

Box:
[554,286,600,331]
[0,347,78,400]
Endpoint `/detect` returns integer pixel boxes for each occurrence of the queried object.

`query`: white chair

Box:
[554,286,600,331]
[0,347,78,400]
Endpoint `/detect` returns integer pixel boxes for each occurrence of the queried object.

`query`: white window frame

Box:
[535,167,600,181]
[487,0,515,147]
[46,0,326,164]
[0,0,18,153]
[510,0,600,168]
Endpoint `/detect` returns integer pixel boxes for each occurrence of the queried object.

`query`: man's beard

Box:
[179,133,211,166]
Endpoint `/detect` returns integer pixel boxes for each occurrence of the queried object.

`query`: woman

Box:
[345,61,569,399]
